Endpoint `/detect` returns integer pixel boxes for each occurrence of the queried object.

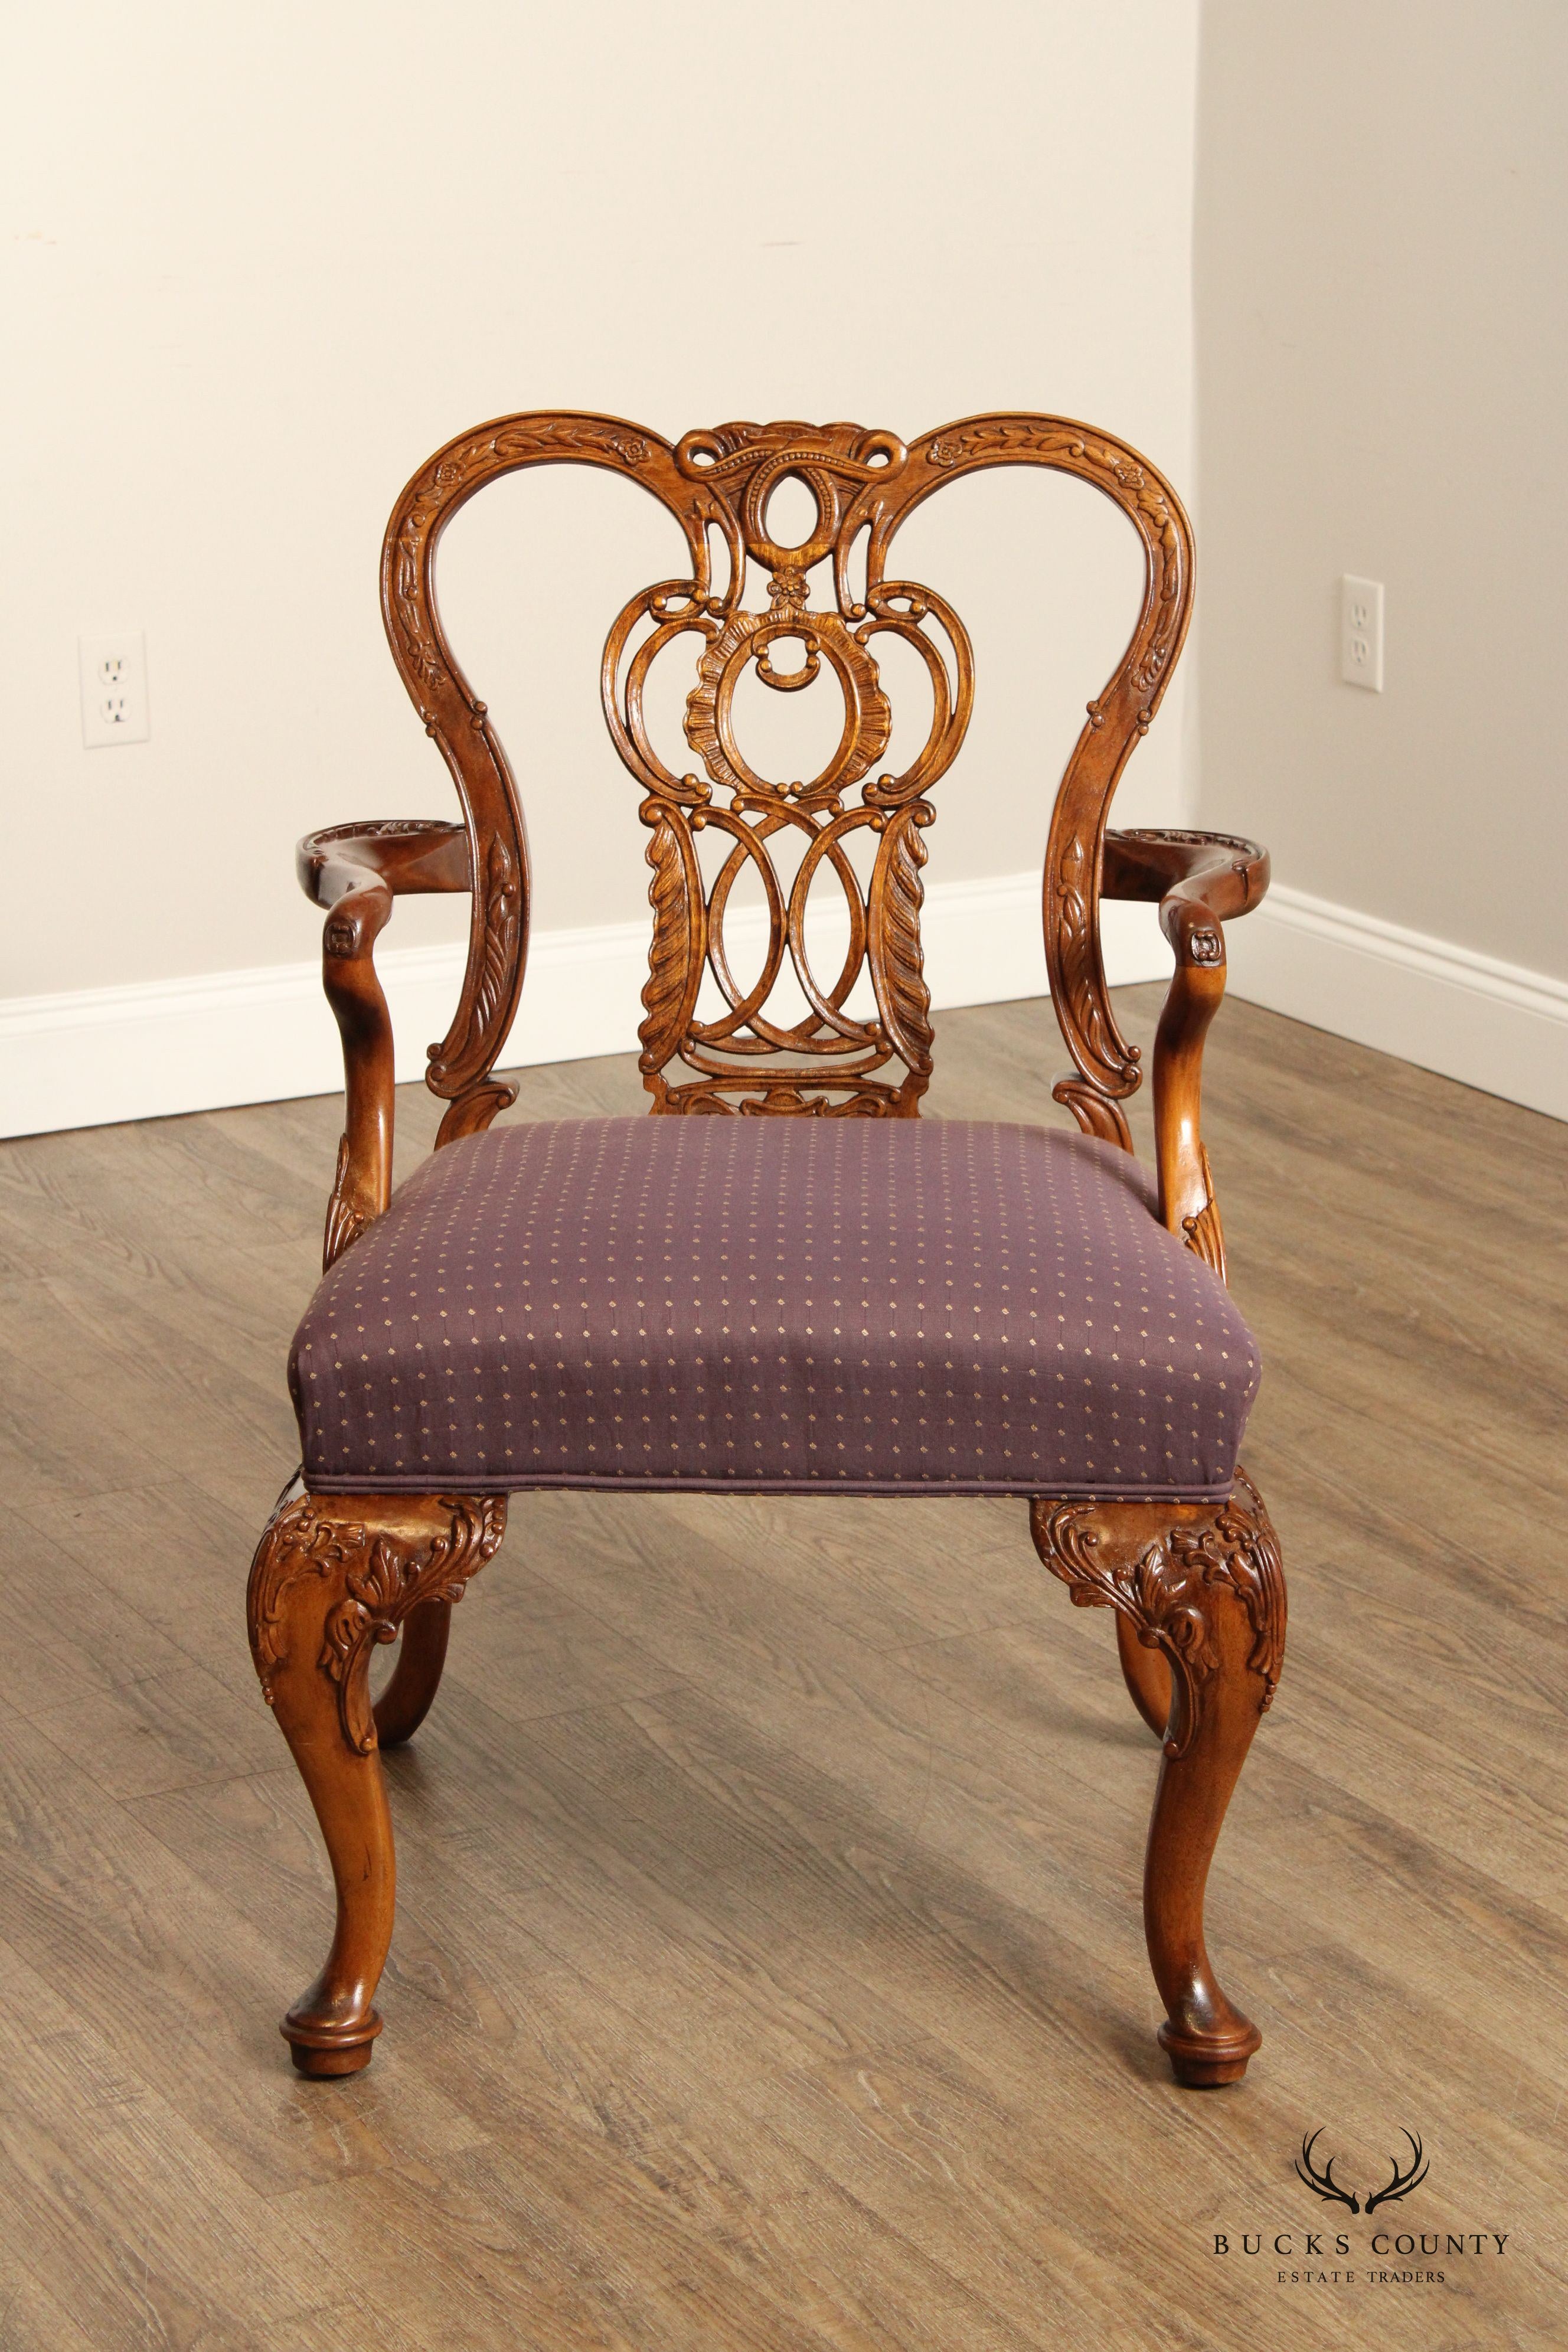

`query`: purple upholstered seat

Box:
[290,1115,1260,1501]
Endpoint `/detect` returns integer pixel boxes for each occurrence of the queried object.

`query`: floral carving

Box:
[1028,1469,1285,1757]
[248,1490,507,1753]
[420,421,652,528]
[925,422,1181,628]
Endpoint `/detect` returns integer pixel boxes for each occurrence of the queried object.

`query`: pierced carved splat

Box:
[603,422,968,1115]
[378,410,1194,1126]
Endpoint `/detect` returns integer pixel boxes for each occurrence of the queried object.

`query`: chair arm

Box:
[1101,829,1270,1279]
[296,820,471,1268]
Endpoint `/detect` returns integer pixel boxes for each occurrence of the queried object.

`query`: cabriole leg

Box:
[246,1478,505,2076]
[1141,1554,1272,2086]
[1114,1611,1173,1740]
[374,1597,453,1749]
[1030,1470,1285,2087]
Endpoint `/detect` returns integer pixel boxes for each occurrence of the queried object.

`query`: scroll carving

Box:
[435,1079,520,1149]
[247,1489,506,1754]
[248,1492,355,1704]
[319,1499,505,1754]
[378,408,1194,1123]
[1028,1469,1284,1758]
[601,424,972,1115]
[1052,1076,1134,1153]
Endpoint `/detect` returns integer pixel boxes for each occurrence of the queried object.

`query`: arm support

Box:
[296,820,471,1268]
[1101,829,1270,1279]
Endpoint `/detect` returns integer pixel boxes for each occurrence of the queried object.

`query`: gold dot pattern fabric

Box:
[291,1116,1260,1500]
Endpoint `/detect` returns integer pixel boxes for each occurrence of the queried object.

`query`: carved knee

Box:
[1028,1470,1284,1758]
[248,1483,504,1753]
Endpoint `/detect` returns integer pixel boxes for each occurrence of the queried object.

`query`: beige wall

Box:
[3,0,1199,1005]
[1195,0,1568,981]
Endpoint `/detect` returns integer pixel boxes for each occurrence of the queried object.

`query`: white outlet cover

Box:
[80,631,151,747]
[1340,576,1384,692]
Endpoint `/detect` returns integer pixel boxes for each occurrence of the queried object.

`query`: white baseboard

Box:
[0,874,1170,1139]
[10,871,1561,1139]
[1227,884,1568,1123]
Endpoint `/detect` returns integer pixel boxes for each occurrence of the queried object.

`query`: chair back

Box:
[382,411,1193,1129]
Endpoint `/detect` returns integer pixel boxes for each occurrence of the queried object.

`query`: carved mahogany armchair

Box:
[247,411,1285,2089]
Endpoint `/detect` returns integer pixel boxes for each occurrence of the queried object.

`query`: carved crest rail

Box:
[380,410,1193,1130]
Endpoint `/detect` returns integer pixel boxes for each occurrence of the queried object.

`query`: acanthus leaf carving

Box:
[428,833,520,1089]
[247,1488,361,1704]
[323,1134,374,1270]
[1028,1469,1285,1757]
[867,801,935,1074]
[317,1495,506,1753]
[247,1489,507,1755]
[472,834,521,1051]
[638,802,704,1074]
[1181,1144,1227,1282]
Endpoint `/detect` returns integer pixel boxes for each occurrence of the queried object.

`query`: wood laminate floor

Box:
[0,991,1564,2351]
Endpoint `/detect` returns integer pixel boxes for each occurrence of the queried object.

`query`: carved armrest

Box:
[1101,828,1270,1278]
[296,819,471,1268]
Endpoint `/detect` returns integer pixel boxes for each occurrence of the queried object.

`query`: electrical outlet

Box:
[79,631,151,747]
[1340,576,1384,691]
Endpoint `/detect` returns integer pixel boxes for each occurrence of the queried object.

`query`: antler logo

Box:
[1295,2130,1360,2211]
[1296,2129,1429,2214]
